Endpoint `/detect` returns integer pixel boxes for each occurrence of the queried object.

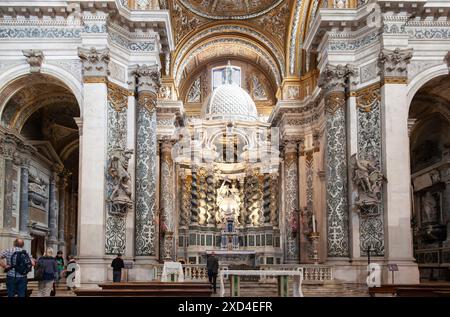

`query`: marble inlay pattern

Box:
[105,101,128,255]
[0,27,81,38]
[357,91,385,256]
[135,106,157,256]
[326,106,349,257]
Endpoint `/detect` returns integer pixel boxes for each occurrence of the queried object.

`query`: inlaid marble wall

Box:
[105,101,128,255]
[357,88,385,256]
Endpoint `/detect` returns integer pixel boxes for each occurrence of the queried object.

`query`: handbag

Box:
[34,262,44,280]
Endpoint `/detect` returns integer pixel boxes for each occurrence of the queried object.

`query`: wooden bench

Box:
[396,287,450,297]
[98,281,211,290]
[75,288,212,297]
[369,284,450,297]
[75,281,213,297]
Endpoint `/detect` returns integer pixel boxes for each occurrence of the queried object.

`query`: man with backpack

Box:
[0,238,35,297]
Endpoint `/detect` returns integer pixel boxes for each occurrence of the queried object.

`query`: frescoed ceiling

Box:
[177,0,285,19]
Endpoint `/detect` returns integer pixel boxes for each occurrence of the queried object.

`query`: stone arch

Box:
[0,63,83,116]
[408,68,450,281]
[0,70,81,131]
[407,63,449,112]
[172,25,284,89]
[207,127,252,152]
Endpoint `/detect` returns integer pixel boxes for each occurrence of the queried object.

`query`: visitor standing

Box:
[111,253,125,282]
[0,238,34,297]
[65,255,80,293]
[36,247,57,297]
[55,250,65,286]
[206,252,219,293]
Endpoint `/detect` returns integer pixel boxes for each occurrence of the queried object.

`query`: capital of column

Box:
[312,129,321,152]
[318,64,357,93]
[17,143,35,168]
[58,168,71,187]
[378,48,413,84]
[19,156,31,169]
[78,47,110,82]
[132,64,161,94]
[0,134,18,160]
[51,163,64,181]
[132,64,161,112]
[283,140,298,163]
[160,138,175,162]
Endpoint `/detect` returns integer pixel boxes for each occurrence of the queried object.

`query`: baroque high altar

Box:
[1,0,450,286]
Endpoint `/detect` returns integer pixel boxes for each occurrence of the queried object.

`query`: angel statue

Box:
[350,153,387,211]
[108,148,134,216]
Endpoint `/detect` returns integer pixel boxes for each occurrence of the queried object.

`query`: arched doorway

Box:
[409,74,450,281]
[0,73,80,260]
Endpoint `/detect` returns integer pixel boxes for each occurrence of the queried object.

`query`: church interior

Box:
[0,0,450,297]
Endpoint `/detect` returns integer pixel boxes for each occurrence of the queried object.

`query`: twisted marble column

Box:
[179,170,190,228]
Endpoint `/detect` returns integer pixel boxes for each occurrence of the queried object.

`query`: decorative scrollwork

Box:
[107,81,131,112]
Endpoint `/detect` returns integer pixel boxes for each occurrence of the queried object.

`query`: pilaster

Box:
[77,46,110,284]
[379,47,420,284]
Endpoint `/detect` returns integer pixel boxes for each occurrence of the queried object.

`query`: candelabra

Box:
[308,231,320,265]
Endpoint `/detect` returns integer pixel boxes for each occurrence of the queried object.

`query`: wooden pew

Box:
[369,284,450,297]
[396,287,450,297]
[98,281,211,290]
[75,281,213,297]
[75,288,212,297]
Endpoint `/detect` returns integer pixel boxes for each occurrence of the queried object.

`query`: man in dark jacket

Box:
[206,252,219,293]
[111,253,124,282]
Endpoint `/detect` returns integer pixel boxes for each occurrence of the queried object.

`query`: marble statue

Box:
[350,154,386,210]
[422,192,438,223]
[216,180,240,225]
[108,148,133,216]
